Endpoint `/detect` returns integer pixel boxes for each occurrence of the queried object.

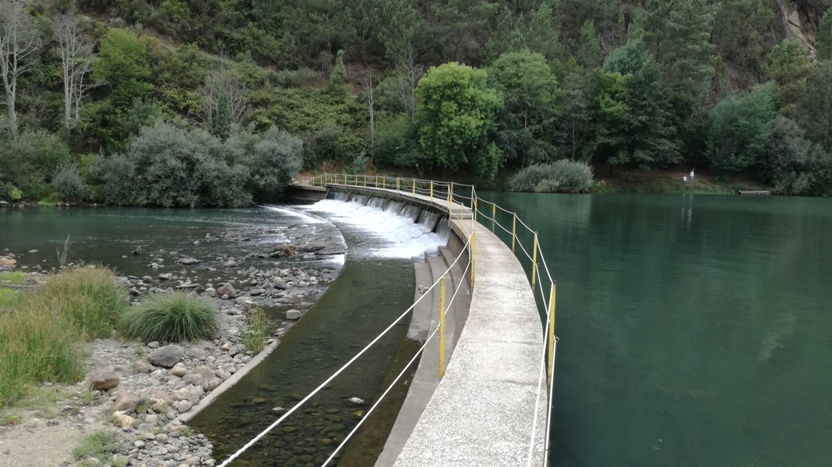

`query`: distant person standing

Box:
[683,175,687,184]
[689,169,695,185]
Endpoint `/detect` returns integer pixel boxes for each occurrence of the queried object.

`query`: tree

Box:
[634,0,716,95]
[594,39,681,169]
[199,68,247,136]
[0,0,41,137]
[416,62,503,178]
[488,50,558,165]
[766,40,811,108]
[524,0,563,62]
[796,62,832,152]
[92,28,151,112]
[575,20,600,69]
[704,84,778,174]
[552,62,594,160]
[327,49,348,98]
[350,66,376,162]
[816,8,832,62]
[711,0,776,86]
[55,13,95,130]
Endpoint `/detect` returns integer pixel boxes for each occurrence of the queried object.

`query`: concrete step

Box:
[439,247,470,355]
[405,260,433,342]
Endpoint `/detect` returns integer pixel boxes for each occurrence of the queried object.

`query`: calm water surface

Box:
[479,193,832,466]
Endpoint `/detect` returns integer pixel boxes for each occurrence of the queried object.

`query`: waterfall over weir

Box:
[308,193,450,258]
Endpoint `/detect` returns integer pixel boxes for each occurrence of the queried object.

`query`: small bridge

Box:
[222,175,559,467]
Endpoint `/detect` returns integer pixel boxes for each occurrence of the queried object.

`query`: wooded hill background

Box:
[2,0,832,205]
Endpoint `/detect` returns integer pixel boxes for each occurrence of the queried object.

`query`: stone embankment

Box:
[0,221,346,467]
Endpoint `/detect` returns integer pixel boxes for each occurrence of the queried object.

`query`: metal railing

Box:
[219,174,558,467]
[308,173,559,465]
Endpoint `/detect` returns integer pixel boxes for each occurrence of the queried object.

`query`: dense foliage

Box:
[0,0,831,198]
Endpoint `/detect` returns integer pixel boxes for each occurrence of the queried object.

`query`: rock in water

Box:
[217,283,236,297]
[286,309,301,320]
[347,397,365,406]
[178,257,200,265]
[149,345,184,368]
[90,370,120,391]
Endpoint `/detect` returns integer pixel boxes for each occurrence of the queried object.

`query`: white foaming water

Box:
[305,199,448,258]
[261,205,346,266]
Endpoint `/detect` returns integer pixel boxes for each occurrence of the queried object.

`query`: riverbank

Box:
[0,214,346,466]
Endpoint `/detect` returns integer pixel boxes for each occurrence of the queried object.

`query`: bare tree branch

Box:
[55,13,95,130]
[199,68,248,131]
[0,0,41,137]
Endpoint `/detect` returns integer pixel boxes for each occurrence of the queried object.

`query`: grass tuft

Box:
[73,430,122,462]
[39,267,129,339]
[0,267,126,406]
[0,271,27,285]
[242,308,270,353]
[119,292,218,342]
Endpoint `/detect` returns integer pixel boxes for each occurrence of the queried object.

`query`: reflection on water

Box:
[479,192,832,467]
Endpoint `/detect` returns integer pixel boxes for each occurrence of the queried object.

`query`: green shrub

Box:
[0,288,17,308]
[52,164,87,202]
[119,292,218,342]
[507,160,594,193]
[276,67,325,87]
[39,267,129,339]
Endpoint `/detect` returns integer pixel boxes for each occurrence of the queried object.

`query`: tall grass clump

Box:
[507,160,594,193]
[40,267,130,339]
[119,292,218,342]
[242,308,270,353]
[0,298,87,406]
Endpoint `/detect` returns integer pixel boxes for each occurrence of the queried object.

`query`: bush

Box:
[39,267,130,339]
[119,292,218,342]
[231,126,303,201]
[52,164,87,202]
[73,430,122,462]
[507,160,594,193]
[276,67,325,88]
[241,308,269,353]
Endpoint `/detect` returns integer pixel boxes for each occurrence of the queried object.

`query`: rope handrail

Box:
[217,234,473,467]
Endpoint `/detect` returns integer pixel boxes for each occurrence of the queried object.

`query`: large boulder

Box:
[148,345,184,368]
[286,309,302,320]
[90,370,120,391]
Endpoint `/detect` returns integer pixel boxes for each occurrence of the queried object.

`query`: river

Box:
[478,192,832,467]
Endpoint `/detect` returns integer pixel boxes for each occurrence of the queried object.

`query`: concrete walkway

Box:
[323,184,548,466]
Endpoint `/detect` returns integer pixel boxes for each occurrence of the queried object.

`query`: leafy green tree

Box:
[766,40,811,108]
[228,126,303,200]
[416,62,503,178]
[765,117,832,195]
[488,50,558,165]
[0,130,72,199]
[328,50,348,98]
[816,8,832,62]
[215,91,231,141]
[704,84,778,174]
[552,61,594,160]
[92,29,151,112]
[594,39,681,169]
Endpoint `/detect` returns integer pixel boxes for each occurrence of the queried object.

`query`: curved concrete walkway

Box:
[324,185,548,466]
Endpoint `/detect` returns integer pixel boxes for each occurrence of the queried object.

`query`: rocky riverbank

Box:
[0,218,347,467]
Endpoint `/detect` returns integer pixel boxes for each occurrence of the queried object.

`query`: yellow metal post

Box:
[382,177,386,189]
[430,181,434,200]
[412,179,416,194]
[470,232,475,285]
[447,183,452,213]
[512,214,517,253]
[491,203,496,232]
[439,277,446,378]
[363,175,367,187]
[531,233,539,288]
[473,197,478,222]
[396,177,400,192]
[547,282,556,382]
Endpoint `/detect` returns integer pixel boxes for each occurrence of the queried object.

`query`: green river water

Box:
[478,192,832,467]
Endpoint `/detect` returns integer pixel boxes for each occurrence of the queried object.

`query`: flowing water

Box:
[477,192,832,467]
[189,197,449,466]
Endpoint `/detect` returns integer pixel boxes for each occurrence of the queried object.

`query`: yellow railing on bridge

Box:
[307,173,559,464]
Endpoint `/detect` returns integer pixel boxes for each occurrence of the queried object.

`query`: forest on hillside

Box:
[2,0,832,206]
